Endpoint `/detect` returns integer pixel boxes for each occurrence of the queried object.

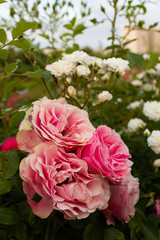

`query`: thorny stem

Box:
[111,0,118,56]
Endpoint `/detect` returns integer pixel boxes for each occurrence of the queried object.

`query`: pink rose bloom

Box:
[77,125,132,182]
[153,199,160,217]
[20,142,110,219]
[1,138,19,152]
[103,174,139,224]
[17,97,95,152]
[17,130,42,152]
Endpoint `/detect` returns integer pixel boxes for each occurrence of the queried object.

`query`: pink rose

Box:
[17,130,42,152]
[153,199,160,217]
[20,142,110,219]
[77,125,132,182]
[1,138,19,152]
[103,174,139,224]
[17,97,95,152]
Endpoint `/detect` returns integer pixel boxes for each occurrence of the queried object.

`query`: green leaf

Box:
[8,38,31,50]
[101,5,105,13]
[0,28,7,44]
[0,0,7,3]
[4,63,18,74]
[63,24,73,30]
[0,178,14,194]
[39,33,50,40]
[2,152,19,179]
[104,227,125,240]
[83,223,103,240]
[15,223,27,240]
[70,17,76,26]
[73,24,86,36]
[127,52,144,70]
[149,22,158,29]
[9,111,25,129]
[0,49,8,59]
[141,220,159,240]
[123,38,137,47]
[0,208,19,225]
[42,71,51,80]
[90,18,97,24]
[12,19,38,39]
[105,44,121,50]
[3,79,20,99]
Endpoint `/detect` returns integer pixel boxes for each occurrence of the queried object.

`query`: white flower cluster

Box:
[102,57,130,75]
[147,131,160,154]
[45,51,130,78]
[143,101,160,122]
[127,118,146,133]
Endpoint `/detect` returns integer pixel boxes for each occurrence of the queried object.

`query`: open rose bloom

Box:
[18,97,139,223]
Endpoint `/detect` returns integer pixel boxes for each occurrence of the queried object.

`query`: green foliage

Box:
[12,20,38,39]
[0,29,7,44]
[9,111,25,129]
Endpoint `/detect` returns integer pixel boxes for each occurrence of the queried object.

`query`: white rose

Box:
[153,159,160,167]
[143,54,150,60]
[147,131,160,154]
[67,86,76,97]
[131,80,142,87]
[143,101,160,121]
[102,57,130,75]
[143,83,154,92]
[98,91,112,103]
[128,118,146,132]
[127,100,143,110]
[143,129,151,137]
[46,60,76,77]
[76,65,90,77]
[63,51,90,65]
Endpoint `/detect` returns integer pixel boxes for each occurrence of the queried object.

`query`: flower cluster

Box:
[17,97,139,224]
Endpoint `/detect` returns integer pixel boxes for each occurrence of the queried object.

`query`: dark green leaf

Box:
[127,52,144,70]
[101,5,105,13]
[149,22,158,29]
[4,63,18,74]
[0,28,7,44]
[42,71,51,80]
[73,24,86,36]
[90,18,97,24]
[0,178,14,194]
[0,49,8,59]
[2,151,19,179]
[12,20,38,39]
[8,38,31,50]
[0,208,19,225]
[3,79,19,99]
[83,223,103,240]
[123,38,137,47]
[141,220,159,240]
[9,111,25,129]
[15,223,27,240]
[104,227,125,240]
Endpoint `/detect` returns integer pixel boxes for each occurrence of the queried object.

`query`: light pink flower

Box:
[103,174,139,224]
[153,199,160,217]
[17,97,95,152]
[77,125,132,182]
[16,130,42,152]
[20,142,110,219]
